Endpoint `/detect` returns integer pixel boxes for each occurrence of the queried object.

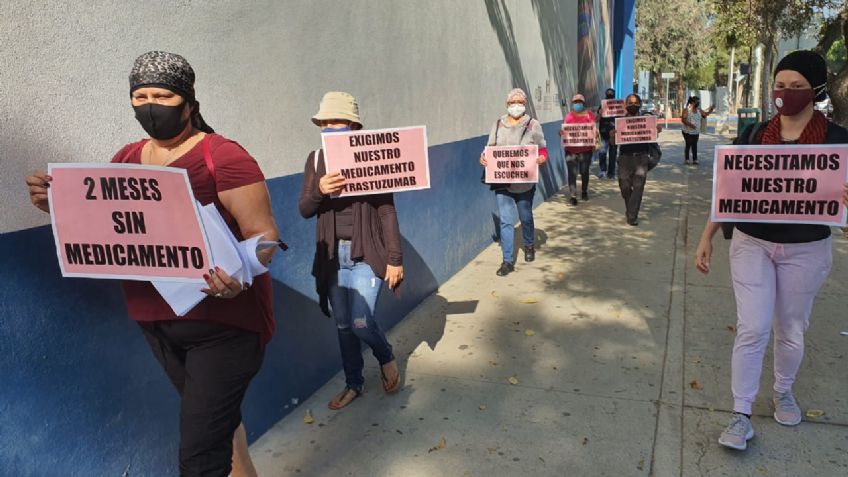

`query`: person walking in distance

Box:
[680,96,715,165]
[597,88,619,179]
[479,88,549,276]
[560,93,595,205]
[609,94,662,226]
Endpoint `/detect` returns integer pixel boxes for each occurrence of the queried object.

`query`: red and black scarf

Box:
[760,110,828,145]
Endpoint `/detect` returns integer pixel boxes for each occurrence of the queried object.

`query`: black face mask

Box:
[133,102,189,140]
[626,105,641,115]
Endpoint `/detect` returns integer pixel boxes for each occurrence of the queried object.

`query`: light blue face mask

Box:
[573,103,585,113]
[321,126,352,133]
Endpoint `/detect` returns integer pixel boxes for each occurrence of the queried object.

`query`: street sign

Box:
[661,72,676,79]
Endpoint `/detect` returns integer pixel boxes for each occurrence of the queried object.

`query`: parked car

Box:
[640,101,665,118]
[815,98,833,119]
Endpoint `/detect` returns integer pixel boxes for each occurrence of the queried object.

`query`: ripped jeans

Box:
[328,240,394,391]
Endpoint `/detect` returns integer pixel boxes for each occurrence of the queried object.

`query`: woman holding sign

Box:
[480,88,549,276]
[609,94,663,226]
[694,50,848,451]
[680,96,715,165]
[560,93,596,205]
[27,51,278,477]
[299,92,403,411]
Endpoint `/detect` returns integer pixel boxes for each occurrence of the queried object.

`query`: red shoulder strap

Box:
[202,134,215,182]
[116,140,148,163]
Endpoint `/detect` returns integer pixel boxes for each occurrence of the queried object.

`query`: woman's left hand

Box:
[202,266,245,299]
[536,155,548,165]
[385,264,404,290]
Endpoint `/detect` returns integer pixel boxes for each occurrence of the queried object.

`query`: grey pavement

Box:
[251,131,848,477]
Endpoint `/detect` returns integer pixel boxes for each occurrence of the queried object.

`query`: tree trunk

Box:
[677,77,685,118]
[831,69,848,127]
[829,16,848,127]
[759,33,775,119]
[653,70,663,103]
[752,44,764,110]
[726,47,736,112]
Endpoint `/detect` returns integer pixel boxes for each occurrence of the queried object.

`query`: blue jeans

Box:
[598,136,617,176]
[495,187,535,262]
[328,240,394,390]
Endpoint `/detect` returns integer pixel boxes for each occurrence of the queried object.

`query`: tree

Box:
[712,0,838,116]
[815,4,848,126]
[635,0,710,116]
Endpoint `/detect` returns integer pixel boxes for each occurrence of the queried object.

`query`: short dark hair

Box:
[605,88,615,95]
[687,96,700,105]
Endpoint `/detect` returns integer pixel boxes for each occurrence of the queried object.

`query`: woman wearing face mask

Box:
[299,92,403,411]
[26,51,279,477]
[597,88,618,179]
[680,96,715,165]
[694,50,848,452]
[479,88,549,276]
[609,94,662,226]
[559,94,595,205]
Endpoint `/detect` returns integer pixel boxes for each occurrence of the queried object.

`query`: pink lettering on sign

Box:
[561,123,597,148]
[484,145,539,184]
[47,163,212,282]
[615,115,658,144]
[711,144,848,227]
[321,126,431,197]
[601,99,626,118]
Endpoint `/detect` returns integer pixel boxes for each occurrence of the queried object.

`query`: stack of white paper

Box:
[152,203,275,316]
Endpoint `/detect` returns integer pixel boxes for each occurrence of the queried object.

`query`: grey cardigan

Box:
[485,114,547,193]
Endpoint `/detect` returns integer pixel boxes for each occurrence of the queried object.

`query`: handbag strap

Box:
[202,134,215,182]
[492,117,533,145]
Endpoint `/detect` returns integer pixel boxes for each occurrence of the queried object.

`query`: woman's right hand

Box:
[318,172,346,195]
[479,153,487,167]
[694,238,713,275]
[26,171,52,213]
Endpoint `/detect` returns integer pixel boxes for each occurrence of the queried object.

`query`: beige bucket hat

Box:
[311,91,363,129]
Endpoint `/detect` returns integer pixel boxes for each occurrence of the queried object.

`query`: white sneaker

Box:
[773,391,802,426]
[597,171,606,179]
[718,413,754,450]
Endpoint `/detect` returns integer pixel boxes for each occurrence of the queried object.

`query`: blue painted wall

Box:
[0,123,566,476]
[613,0,636,96]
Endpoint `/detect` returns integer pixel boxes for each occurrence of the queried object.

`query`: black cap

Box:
[774,50,828,101]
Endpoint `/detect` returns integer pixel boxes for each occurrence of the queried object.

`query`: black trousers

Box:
[566,151,592,196]
[617,153,650,223]
[139,320,265,477]
[682,132,699,162]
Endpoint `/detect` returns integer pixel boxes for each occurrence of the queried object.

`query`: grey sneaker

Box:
[773,391,802,426]
[718,413,754,450]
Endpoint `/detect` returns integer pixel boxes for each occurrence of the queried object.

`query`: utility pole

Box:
[726,47,735,113]
[745,46,752,108]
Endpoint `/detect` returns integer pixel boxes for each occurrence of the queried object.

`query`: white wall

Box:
[1,0,578,234]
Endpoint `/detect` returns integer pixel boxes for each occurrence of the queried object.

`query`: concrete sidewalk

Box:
[251,131,848,476]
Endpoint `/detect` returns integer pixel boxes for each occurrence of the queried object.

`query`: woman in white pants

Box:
[694,50,848,451]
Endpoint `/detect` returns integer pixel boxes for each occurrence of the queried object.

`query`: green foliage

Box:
[826,38,846,72]
[635,0,709,74]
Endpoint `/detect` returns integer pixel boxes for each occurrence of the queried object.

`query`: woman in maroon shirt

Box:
[26,51,278,477]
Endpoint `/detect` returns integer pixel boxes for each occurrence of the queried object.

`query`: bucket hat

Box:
[312,92,363,129]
